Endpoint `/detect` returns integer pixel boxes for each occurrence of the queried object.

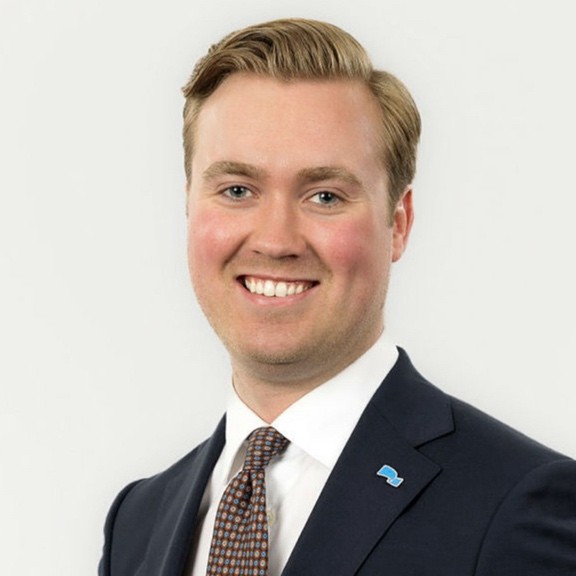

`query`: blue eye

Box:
[223,185,252,200]
[311,191,340,205]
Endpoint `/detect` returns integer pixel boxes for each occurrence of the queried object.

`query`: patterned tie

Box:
[206,427,289,576]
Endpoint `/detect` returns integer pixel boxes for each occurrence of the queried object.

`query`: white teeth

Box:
[275,282,288,297]
[243,277,312,298]
[264,280,275,297]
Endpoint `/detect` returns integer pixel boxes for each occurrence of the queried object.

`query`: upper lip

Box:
[238,273,318,284]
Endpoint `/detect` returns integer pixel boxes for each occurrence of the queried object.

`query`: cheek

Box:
[318,217,391,278]
[188,207,234,261]
[187,209,235,288]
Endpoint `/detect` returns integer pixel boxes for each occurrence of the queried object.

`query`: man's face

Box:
[187,74,412,388]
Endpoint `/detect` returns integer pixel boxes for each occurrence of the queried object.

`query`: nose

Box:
[249,196,306,258]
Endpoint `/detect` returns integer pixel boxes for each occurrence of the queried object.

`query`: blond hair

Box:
[182,18,421,206]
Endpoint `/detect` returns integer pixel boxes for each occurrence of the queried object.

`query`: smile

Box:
[242,276,316,298]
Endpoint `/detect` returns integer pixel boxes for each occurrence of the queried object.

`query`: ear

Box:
[391,186,414,262]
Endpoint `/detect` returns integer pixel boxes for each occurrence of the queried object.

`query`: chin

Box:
[240,346,307,367]
[229,338,317,370]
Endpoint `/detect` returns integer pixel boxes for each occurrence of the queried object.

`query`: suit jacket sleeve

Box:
[98,480,142,576]
[475,459,576,575]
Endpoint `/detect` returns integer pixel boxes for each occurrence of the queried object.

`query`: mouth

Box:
[240,275,317,298]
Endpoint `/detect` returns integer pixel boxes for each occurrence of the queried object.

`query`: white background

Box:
[1,1,575,574]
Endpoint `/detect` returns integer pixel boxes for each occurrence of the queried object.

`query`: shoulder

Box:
[419,382,574,500]
[473,456,576,573]
[112,436,210,514]
[98,418,225,576]
[114,415,225,515]
[447,399,576,571]
[450,394,568,465]
[424,386,576,573]
[389,349,570,470]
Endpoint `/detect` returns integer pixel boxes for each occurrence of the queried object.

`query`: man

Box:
[99,18,576,576]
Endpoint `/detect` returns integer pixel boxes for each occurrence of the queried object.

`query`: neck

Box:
[232,374,310,423]
[230,347,375,422]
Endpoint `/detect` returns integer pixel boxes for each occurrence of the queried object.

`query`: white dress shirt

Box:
[187,333,398,576]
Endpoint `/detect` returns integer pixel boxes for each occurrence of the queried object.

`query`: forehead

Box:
[192,74,384,173]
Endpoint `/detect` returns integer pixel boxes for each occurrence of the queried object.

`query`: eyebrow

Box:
[203,161,266,182]
[297,166,362,186]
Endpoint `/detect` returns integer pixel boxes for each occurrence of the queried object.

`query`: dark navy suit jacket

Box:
[99,349,576,575]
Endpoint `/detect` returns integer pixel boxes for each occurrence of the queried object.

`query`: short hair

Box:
[182,18,421,207]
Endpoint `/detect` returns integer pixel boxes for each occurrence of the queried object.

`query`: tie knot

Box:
[243,426,289,470]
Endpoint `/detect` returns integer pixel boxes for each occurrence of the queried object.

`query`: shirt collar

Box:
[219,392,268,485]
[220,332,398,481]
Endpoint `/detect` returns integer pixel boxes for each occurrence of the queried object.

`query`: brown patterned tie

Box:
[206,427,289,576]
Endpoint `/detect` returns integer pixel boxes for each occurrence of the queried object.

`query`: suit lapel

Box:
[282,349,454,576]
[141,417,226,576]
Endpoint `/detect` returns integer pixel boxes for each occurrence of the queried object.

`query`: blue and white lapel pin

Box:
[377,464,404,487]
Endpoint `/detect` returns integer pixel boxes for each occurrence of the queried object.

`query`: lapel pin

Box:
[377,464,404,487]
